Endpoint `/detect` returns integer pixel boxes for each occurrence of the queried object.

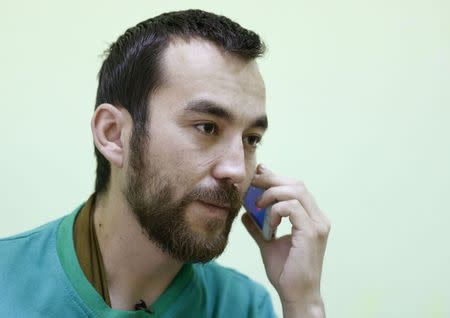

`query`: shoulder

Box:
[0,217,74,315]
[0,217,62,254]
[0,217,65,282]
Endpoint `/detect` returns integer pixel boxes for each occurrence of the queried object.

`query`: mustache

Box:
[186,183,242,212]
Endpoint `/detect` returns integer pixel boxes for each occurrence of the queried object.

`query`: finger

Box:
[256,179,329,226]
[252,164,331,227]
[241,213,267,249]
[252,164,297,189]
[294,186,330,226]
[269,200,331,245]
[269,199,313,232]
[255,185,298,208]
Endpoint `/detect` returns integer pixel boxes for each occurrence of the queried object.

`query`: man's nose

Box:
[211,138,247,185]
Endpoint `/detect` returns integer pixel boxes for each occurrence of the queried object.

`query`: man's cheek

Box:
[245,160,257,183]
[197,153,221,168]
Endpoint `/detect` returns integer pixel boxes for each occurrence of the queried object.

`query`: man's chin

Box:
[190,219,228,237]
[133,201,235,263]
[167,231,229,264]
[186,201,231,235]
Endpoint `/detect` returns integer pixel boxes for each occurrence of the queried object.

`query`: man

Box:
[0,9,330,317]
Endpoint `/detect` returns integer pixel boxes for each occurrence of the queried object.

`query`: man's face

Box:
[123,39,267,263]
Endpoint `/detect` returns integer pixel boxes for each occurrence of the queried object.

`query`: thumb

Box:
[241,212,266,249]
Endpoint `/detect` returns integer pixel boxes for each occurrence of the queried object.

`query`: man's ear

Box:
[91,103,130,168]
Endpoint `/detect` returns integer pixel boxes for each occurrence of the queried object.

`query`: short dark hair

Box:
[94,9,266,195]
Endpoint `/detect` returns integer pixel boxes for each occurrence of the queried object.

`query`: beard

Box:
[123,130,242,263]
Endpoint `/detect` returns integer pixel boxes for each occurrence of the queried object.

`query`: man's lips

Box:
[197,200,230,209]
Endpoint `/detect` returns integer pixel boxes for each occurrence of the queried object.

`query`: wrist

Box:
[281,296,325,318]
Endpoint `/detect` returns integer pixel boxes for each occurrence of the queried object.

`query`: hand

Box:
[242,164,331,318]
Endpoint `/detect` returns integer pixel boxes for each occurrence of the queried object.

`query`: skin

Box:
[91,38,330,317]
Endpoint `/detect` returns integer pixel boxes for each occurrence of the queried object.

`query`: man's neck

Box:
[93,190,183,311]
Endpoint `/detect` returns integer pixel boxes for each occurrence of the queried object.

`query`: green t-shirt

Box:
[0,203,276,317]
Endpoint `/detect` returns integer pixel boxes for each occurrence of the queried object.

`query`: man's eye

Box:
[196,123,218,135]
[244,135,262,148]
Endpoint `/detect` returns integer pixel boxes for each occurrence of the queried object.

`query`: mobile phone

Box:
[243,186,276,241]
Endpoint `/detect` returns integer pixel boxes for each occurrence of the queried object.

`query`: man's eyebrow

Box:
[252,115,268,131]
[184,99,268,130]
[185,100,234,121]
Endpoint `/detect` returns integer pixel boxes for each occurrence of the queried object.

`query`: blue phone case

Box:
[243,186,275,240]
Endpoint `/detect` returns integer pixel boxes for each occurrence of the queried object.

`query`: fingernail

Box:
[258,164,266,173]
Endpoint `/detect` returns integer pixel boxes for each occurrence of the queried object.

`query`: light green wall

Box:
[1,1,449,317]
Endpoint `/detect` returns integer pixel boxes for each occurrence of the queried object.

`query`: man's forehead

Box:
[151,38,267,125]
[163,38,227,68]
[159,37,265,92]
